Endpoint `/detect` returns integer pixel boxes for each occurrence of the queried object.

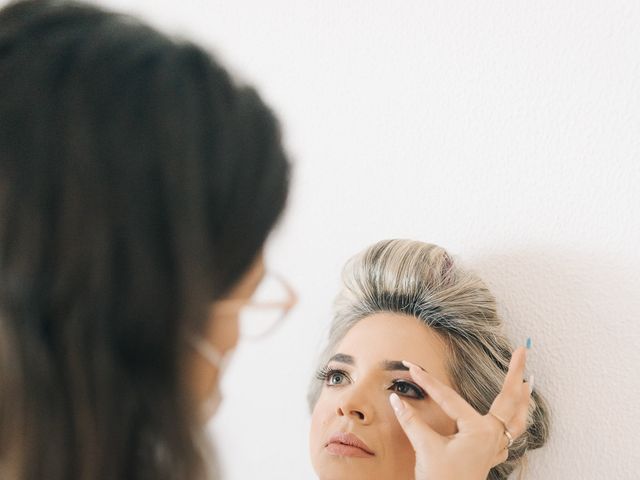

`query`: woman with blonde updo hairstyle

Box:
[308,239,550,480]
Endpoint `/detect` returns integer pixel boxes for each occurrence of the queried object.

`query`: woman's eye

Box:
[327,371,347,385]
[391,380,425,399]
[315,367,350,387]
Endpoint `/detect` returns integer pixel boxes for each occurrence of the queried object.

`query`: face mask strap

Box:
[187,335,224,368]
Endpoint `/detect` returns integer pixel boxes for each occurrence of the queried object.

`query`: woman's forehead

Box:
[333,312,451,381]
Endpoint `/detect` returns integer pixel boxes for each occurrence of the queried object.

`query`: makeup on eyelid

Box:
[315,363,427,399]
[309,313,458,480]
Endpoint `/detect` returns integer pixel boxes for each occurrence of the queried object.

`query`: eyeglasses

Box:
[212,270,297,340]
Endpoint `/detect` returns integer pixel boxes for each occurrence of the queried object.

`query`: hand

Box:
[389,347,531,480]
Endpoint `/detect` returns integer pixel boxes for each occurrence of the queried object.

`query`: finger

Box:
[389,393,441,451]
[403,361,479,424]
[518,379,533,409]
[507,382,532,436]
[492,446,510,468]
[489,348,527,421]
[502,347,527,394]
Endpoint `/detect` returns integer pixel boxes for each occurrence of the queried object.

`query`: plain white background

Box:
[9,1,640,478]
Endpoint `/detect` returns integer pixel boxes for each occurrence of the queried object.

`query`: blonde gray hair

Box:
[308,239,550,480]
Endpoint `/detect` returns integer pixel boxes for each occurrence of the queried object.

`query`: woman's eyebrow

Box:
[381,360,409,371]
[326,356,411,371]
[328,353,354,365]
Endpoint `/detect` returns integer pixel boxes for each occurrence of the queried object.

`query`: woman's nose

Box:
[336,391,374,424]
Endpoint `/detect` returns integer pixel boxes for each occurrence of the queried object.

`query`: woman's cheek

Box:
[390,415,414,450]
[309,395,333,453]
[419,403,457,436]
[385,414,417,479]
[380,402,413,449]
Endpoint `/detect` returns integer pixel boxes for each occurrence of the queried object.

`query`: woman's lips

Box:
[325,432,375,458]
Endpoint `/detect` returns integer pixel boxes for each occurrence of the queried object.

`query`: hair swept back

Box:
[309,239,550,480]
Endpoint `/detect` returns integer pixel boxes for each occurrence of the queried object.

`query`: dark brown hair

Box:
[0,1,291,479]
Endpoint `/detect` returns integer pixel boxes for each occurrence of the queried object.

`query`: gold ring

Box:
[488,411,514,450]
[503,429,514,449]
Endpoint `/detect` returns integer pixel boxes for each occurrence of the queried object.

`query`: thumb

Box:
[389,393,441,453]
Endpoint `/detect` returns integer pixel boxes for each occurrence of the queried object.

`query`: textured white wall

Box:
[17,0,640,478]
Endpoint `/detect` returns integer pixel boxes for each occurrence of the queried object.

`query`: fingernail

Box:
[389,393,405,414]
[525,337,532,349]
[528,374,535,393]
[402,360,426,372]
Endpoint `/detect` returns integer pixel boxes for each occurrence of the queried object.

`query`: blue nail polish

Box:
[526,337,532,349]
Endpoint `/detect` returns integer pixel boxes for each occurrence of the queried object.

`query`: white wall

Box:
[14,0,640,478]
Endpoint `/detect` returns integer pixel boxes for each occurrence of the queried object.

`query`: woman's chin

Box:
[312,455,384,480]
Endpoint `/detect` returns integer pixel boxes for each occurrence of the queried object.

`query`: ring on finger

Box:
[488,411,514,450]
[503,429,514,449]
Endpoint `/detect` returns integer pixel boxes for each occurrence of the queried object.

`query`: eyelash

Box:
[390,379,426,400]
[315,366,350,385]
[315,367,426,400]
